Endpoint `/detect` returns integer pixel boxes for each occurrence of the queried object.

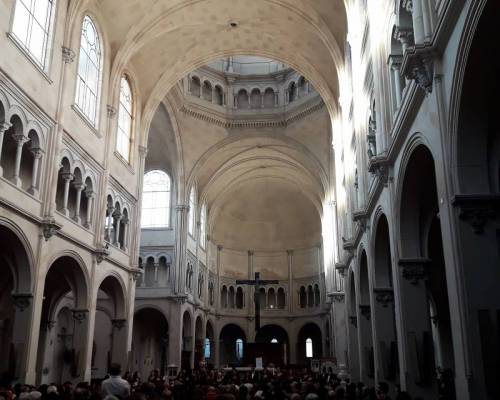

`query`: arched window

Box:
[271,338,278,344]
[11,0,56,70]
[75,15,102,126]
[141,170,171,228]
[236,338,244,360]
[200,203,207,249]
[117,76,133,161]
[188,187,196,236]
[204,338,211,359]
[306,338,313,358]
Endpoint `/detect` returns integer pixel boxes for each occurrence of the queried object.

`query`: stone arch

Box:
[202,80,212,102]
[297,322,322,365]
[132,307,169,378]
[181,309,193,368]
[250,88,261,109]
[237,88,249,109]
[219,323,247,366]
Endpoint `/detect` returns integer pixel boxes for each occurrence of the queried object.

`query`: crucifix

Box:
[236,271,279,333]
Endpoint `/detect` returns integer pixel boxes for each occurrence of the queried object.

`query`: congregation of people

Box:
[0,363,456,400]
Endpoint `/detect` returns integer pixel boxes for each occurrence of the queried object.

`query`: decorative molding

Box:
[12,293,32,311]
[94,245,110,264]
[62,46,76,63]
[352,210,369,233]
[131,268,142,281]
[111,319,127,330]
[41,217,62,241]
[452,194,500,234]
[368,156,390,186]
[335,262,347,277]
[179,97,325,129]
[374,288,394,307]
[402,47,435,94]
[359,304,371,320]
[398,258,431,284]
[72,309,89,323]
[328,292,345,303]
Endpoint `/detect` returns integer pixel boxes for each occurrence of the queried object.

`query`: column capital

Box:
[12,293,33,311]
[348,315,357,328]
[73,182,86,191]
[175,204,190,213]
[62,46,76,63]
[30,147,44,158]
[61,172,74,181]
[359,304,371,320]
[0,121,12,132]
[217,244,223,251]
[107,104,117,118]
[11,133,30,145]
[139,145,148,158]
[112,209,122,220]
[373,287,394,307]
[72,309,89,323]
[111,319,127,330]
[286,249,294,256]
[85,189,96,199]
[248,250,254,256]
[328,292,345,303]
[398,258,431,284]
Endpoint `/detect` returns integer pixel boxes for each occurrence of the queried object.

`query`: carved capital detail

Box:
[112,319,127,330]
[335,262,347,277]
[62,46,76,63]
[368,156,390,186]
[403,48,435,93]
[329,292,345,303]
[452,194,500,234]
[399,258,431,284]
[94,245,110,264]
[72,309,89,323]
[374,288,394,307]
[359,304,371,320]
[107,105,117,118]
[131,268,142,281]
[41,217,62,241]
[12,293,33,311]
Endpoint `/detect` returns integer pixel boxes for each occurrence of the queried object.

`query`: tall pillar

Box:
[73,182,86,224]
[248,250,254,316]
[408,0,425,45]
[332,293,348,368]
[28,148,43,196]
[397,258,435,398]
[174,205,189,293]
[111,319,128,370]
[216,245,223,311]
[105,204,114,242]
[122,218,129,251]
[287,250,293,313]
[113,210,122,246]
[71,309,93,383]
[61,173,74,216]
[0,122,12,177]
[11,134,30,187]
[84,190,95,229]
[420,0,433,42]
[373,288,397,382]
[11,294,34,383]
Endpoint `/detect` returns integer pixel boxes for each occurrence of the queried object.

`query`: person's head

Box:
[376,382,389,399]
[109,363,122,377]
[47,387,58,396]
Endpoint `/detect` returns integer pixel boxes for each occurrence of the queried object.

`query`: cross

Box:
[236,271,279,333]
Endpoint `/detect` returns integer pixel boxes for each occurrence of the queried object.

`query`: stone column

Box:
[260,93,264,108]
[71,309,92,382]
[397,258,434,398]
[84,190,95,229]
[287,250,293,313]
[420,0,432,42]
[61,172,74,216]
[113,210,122,247]
[122,218,129,251]
[174,205,189,293]
[73,182,86,224]
[214,325,220,368]
[391,62,403,108]
[106,204,114,242]
[11,134,30,187]
[11,294,34,383]
[0,122,12,177]
[216,245,223,311]
[248,250,254,315]
[373,288,397,382]
[408,0,425,45]
[111,319,128,370]
[332,293,348,368]
[26,148,43,196]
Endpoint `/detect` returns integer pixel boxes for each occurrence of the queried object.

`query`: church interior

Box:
[0,0,499,399]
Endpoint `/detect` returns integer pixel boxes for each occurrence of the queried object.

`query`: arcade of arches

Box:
[0,0,499,399]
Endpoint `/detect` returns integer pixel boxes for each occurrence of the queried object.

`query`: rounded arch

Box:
[0,219,35,293]
[95,273,128,319]
[297,322,323,364]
